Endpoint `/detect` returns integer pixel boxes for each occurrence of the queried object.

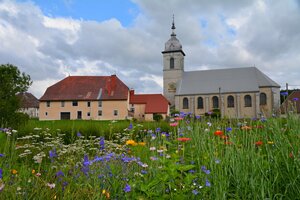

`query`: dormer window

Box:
[170,57,174,69]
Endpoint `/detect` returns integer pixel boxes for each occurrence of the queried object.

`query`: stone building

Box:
[162,20,280,118]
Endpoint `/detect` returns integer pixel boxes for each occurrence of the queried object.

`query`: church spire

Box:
[171,14,176,36]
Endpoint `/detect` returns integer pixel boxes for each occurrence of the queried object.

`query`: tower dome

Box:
[162,16,185,55]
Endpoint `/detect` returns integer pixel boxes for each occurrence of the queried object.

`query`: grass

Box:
[1,114,300,199]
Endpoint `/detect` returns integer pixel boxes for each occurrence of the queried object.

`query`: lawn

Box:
[0,114,300,199]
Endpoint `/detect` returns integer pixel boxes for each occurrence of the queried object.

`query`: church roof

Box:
[176,67,280,95]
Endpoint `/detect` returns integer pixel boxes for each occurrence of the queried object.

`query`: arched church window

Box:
[260,93,267,105]
[227,95,234,108]
[197,97,203,109]
[170,57,175,69]
[244,95,252,107]
[183,97,189,109]
[212,96,219,108]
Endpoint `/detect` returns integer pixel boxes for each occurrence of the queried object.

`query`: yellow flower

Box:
[11,169,18,175]
[138,142,146,146]
[267,141,274,144]
[32,169,36,174]
[126,140,137,146]
[102,189,106,194]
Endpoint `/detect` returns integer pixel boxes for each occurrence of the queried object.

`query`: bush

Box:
[153,114,163,122]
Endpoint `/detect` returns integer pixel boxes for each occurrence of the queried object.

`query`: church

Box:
[162,20,280,118]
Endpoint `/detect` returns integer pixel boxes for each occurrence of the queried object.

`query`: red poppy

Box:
[255,140,263,146]
[177,137,191,142]
[170,122,178,127]
[214,130,224,136]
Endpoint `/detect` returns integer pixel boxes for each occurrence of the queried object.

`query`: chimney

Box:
[130,89,134,96]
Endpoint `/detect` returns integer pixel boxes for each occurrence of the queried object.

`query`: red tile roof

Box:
[40,75,129,101]
[17,92,39,108]
[130,92,170,114]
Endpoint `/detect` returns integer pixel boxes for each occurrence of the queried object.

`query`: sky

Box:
[1,0,300,98]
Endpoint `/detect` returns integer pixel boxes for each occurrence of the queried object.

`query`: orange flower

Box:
[214,130,224,136]
[177,137,191,142]
[255,140,263,146]
[32,169,36,174]
[11,169,18,175]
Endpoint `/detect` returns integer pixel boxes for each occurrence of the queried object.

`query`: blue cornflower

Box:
[141,170,147,174]
[156,127,161,133]
[205,179,211,187]
[188,170,195,174]
[56,170,64,177]
[49,148,57,162]
[280,91,288,96]
[192,189,199,195]
[201,166,210,174]
[215,159,220,164]
[77,132,82,137]
[123,184,131,192]
[293,97,299,101]
[0,168,3,179]
[128,123,133,130]
[195,115,201,119]
[99,137,105,150]
[226,127,232,132]
[0,153,4,157]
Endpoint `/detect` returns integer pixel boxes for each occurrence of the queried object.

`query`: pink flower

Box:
[170,122,178,127]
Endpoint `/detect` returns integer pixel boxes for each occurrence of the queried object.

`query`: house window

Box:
[183,97,189,109]
[114,110,118,116]
[87,112,90,117]
[72,101,78,106]
[260,93,267,105]
[227,95,234,108]
[98,101,102,107]
[98,110,102,116]
[170,57,175,69]
[45,112,48,116]
[61,101,65,107]
[244,95,252,107]
[46,101,50,107]
[197,97,203,109]
[87,101,91,107]
[212,96,219,108]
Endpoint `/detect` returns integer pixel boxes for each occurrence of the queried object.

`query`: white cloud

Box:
[1,0,300,99]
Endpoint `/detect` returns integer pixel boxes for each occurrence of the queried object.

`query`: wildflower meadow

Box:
[1,114,300,199]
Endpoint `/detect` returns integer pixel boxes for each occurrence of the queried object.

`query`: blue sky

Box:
[18,0,140,26]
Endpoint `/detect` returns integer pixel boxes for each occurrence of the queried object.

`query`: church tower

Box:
[162,17,185,107]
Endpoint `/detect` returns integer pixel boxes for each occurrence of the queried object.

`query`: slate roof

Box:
[40,75,129,101]
[130,92,170,114]
[176,67,280,95]
[17,92,39,108]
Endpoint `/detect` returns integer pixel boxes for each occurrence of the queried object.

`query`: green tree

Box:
[0,64,32,127]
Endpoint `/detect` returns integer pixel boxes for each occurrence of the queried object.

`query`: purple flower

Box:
[192,189,199,195]
[77,132,82,137]
[188,170,195,174]
[141,170,147,174]
[205,179,211,187]
[280,91,288,96]
[293,97,299,101]
[99,137,105,150]
[0,168,2,179]
[123,183,131,192]
[0,154,4,157]
[215,159,220,164]
[56,171,64,177]
[226,127,232,132]
[201,166,210,174]
[49,149,57,162]
[156,127,161,133]
[195,115,201,119]
[128,123,133,130]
